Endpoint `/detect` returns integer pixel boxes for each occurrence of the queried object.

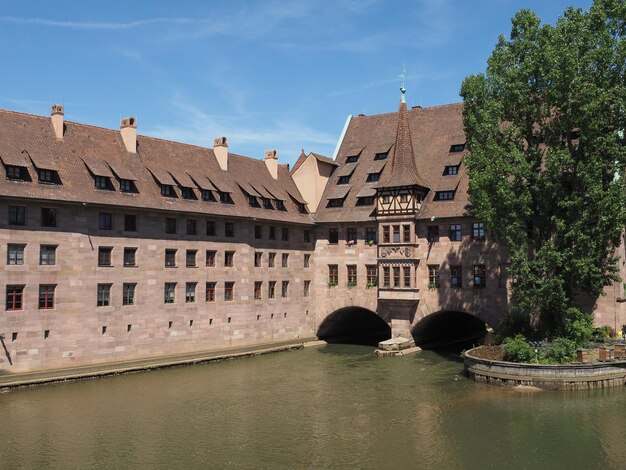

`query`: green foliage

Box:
[327,281,338,288]
[592,325,612,342]
[428,282,439,290]
[503,334,536,362]
[461,0,626,340]
[564,307,594,348]
[544,337,578,363]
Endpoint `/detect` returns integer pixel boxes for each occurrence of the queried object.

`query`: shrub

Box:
[545,337,577,364]
[503,334,535,363]
[592,326,611,342]
[564,307,593,348]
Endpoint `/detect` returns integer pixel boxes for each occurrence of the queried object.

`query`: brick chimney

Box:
[51,104,64,140]
[120,117,137,154]
[214,136,228,171]
[265,149,278,179]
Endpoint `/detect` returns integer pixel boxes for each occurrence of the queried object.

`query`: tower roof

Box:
[376,99,430,189]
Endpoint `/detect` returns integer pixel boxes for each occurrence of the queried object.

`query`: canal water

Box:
[1,344,625,469]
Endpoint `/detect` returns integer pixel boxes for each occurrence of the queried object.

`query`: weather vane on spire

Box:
[399,64,407,103]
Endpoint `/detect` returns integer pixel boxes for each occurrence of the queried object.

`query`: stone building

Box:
[1,94,624,372]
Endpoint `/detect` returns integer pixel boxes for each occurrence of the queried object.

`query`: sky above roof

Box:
[0,0,592,168]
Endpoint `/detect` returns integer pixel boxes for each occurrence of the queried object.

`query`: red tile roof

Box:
[0,109,313,225]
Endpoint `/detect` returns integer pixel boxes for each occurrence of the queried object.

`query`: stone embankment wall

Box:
[464,346,626,390]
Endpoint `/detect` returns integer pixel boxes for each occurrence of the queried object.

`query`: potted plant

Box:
[428,282,439,290]
[367,240,375,246]
[347,280,357,288]
[366,281,377,289]
[327,281,338,288]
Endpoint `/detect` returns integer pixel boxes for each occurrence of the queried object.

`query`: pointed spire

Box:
[376,98,429,189]
[400,64,406,104]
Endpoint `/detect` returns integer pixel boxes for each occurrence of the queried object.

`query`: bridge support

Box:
[375,300,419,356]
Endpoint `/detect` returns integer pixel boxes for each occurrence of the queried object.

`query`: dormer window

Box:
[161,184,175,197]
[345,155,359,163]
[219,191,233,204]
[449,144,465,153]
[338,175,351,185]
[262,197,273,209]
[181,187,196,200]
[374,152,388,161]
[298,203,307,214]
[38,169,58,184]
[366,172,380,182]
[443,165,459,175]
[276,200,286,211]
[327,198,344,208]
[201,190,215,202]
[6,165,26,181]
[434,191,455,201]
[94,176,113,190]
[120,179,136,193]
[356,196,374,206]
[249,195,260,207]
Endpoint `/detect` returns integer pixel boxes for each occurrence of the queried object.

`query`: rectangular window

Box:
[120,179,134,193]
[181,187,195,200]
[206,250,216,267]
[39,284,56,309]
[97,283,112,307]
[161,184,174,197]
[206,220,216,236]
[393,225,401,243]
[328,228,339,244]
[41,208,57,227]
[6,285,24,310]
[268,281,276,299]
[282,227,289,241]
[338,175,351,185]
[269,226,276,240]
[123,283,136,306]
[219,192,233,204]
[225,251,234,267]
[281,280,289,298]
[435,191,455,201]
[123,247,137,267]
[254,252,263,267]
[281,253,289,267]
[201,190,215,202]
[472,222,485,241]
[427,225,439,243]
[98,247,112,266]
[346,227,357,243]
[366,227,377,244]
[99,212,112,230]
[205,282,216,302]
[304,230,311,243]
[6,165,25,180]
[94,175,111,190]
[403,266,411,288]
[38,169,56,184]
[268,252,276,268]
[225,222,235,237]
[403,225,411,243]
[124,214,137,232]
[304,254,311,268]
[186,282,197,303]
[8,205,26,225]
[186,249,197,267]
[444,165,459,175]
[328,264,338,285]
[347,265,357,287]
[450,143,465,153]
[327,198,344,208]
[260,197,270,209]
[224,282,234,301]
[276,200,285,211]
[254,281,262,300]
[164,283,176,304]
[393,267,400,287]
[255,225,262,239]
[383,267,390,287]
[374,151,388,161]
[165,249,177,267]
[165,217,177,234]
[40,245,57,265]
[428,265,440,288]
[451,266,463,288]
[304,280,310,297]
[449,224,462,241]
[356,196,374,206]
[366,265,377,287]
[346,155,359,163]
[186,219,197,235]
[383,226,390,243]
[474,265,486,289]
[366,172,380,182]
[7,244,25,265]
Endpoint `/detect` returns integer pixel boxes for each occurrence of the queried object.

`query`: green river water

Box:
[0,344,625,469]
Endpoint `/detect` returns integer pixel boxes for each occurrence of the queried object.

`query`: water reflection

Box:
[0,345,625,469]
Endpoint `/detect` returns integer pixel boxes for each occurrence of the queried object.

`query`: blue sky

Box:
[0,0,592,167]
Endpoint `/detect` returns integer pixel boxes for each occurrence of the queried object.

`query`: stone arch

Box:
[411,303,495,349]
[317,306,391,345]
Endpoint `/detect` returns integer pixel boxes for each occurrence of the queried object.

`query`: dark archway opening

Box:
[412,311,489,351]
[317,307,391,346]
